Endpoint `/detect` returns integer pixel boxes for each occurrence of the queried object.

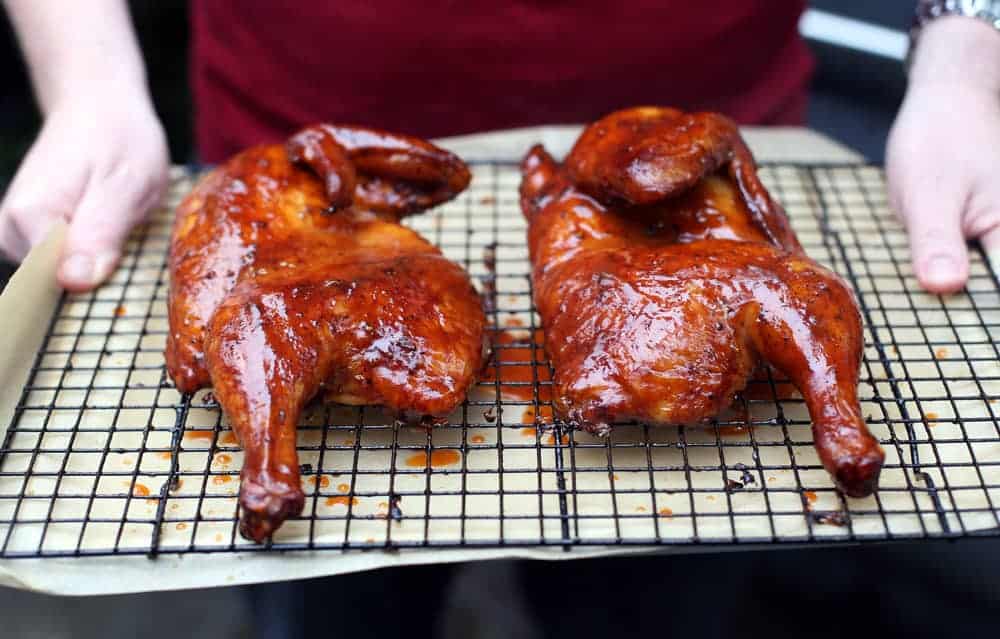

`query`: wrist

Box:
[3,0,152,116]
[45,77,155,119]
[41,62,151,116]
[909,15,1000,93]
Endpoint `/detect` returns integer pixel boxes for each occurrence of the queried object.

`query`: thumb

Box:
[58,166,163,292]
[892,177,970,295]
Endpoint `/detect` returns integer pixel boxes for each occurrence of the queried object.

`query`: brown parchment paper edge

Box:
[0,223,66,442]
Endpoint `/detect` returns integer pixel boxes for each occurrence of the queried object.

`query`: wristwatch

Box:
[909,0,1000,68]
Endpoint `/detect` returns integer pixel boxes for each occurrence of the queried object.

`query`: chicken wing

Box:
[520,107,883,497]
[167,125,485,540]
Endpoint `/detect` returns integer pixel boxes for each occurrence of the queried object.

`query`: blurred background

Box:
[0,1,909,185]
[0,0,913,287]
[1,1,998,638]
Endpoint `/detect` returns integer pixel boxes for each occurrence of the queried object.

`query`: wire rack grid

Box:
[0,161,998,559]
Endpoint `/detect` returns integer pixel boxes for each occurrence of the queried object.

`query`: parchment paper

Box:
[1,126,997,596]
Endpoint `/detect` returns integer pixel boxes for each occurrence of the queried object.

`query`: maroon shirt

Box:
[190,2,812,163]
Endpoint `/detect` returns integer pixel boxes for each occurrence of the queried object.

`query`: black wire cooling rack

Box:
[1,161,998,559]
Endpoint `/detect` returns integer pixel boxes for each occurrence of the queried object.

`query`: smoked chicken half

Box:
[520,107,883,497]
[166,125,486,541]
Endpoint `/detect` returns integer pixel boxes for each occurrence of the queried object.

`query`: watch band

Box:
[909,0,1000,70]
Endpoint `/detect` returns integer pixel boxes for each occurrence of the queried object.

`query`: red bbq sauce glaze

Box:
[404,449,462,468]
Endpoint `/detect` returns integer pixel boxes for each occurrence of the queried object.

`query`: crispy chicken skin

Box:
[166,125,484,541]
[520,107,883,497]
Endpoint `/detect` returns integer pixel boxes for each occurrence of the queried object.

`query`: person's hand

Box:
[0,95,168,292]
[886,16,1000,294]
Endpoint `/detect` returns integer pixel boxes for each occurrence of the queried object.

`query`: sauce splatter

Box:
[303,475,331,488]
[503,316,525,327]
[365,537,376,543]
[404,449,461,468]
[214,453,233,466]
[121,457,134,467]
[543,432,569,446]
[413,415,448,431]
[212,475,233,485]
[325,496,359,507]
[521,426,537,437]
[925,412,939,423]
[635,505,647,512]
[482,330,550,401]
[337,483,349,493]
[612,474,621,482]
[658,507,673,518]
[804,491,818,505]
[934,347,949,359]
[183,430,214,441]
[214,534,224,543]
[389,494,404,521]
[482,242,497,313]
[470,434,486,444]
[377,501,389,510]
[157,451,172,460]
[706,495,716,502]
[114,305,127,317]
[175,522,187,531]
[132,483,150,497]
[341,438,356,446]
[522,405,553,425]
[219,432,238,446]
[812,511,848,526]
[715,424,748,437]
[479,196,496,205]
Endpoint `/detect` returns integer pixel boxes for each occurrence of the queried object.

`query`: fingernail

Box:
[60,251,118,288]
[91,251,119,283]
[60,253,95,286]
[924,254,959,288]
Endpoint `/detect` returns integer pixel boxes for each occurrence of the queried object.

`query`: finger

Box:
[979,224,1000,266]
[0,145,82,262]
[0,212,29,262]
[903,203,970,294]
[58,164,164,292]
[894,180,969,293]
[0,203,63,260]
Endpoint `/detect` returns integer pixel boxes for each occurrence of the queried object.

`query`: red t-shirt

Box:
[190,2,812,163]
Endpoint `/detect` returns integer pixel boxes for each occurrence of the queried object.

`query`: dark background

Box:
[1,2,998,638]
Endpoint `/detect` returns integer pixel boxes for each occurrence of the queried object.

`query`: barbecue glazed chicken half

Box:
[520,107,884,497]
[166,125,486,541]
